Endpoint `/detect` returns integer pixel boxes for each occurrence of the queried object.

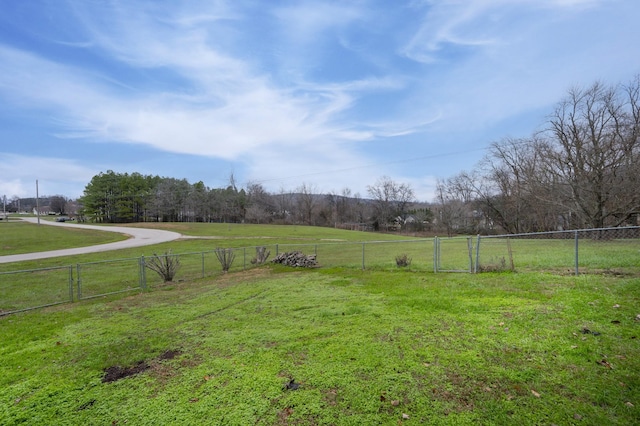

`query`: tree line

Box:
[435,76,640,235]
[78,171,421,230]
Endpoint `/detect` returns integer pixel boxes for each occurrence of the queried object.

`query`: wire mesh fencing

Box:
[1,226,638,315]
[475,227,640,275]
[274,239,434,271]
[0,265,74,315]
[434,236,474,273]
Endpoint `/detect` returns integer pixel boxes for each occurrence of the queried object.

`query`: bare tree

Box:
[434,175,478,236]
[245,182,275,223]
[274,186,294,223]
[296,182,318,225]
[367,176,415,230]
[49,195,68,215]
[476,137,565,233]
[545,78,640,228]
[318,192,337,227]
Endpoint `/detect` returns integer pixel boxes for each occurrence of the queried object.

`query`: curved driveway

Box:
[0,218,182,264]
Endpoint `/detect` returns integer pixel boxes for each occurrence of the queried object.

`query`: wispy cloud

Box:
[0,2,420,161]
[0,0,637,202]
[401,0,604,64]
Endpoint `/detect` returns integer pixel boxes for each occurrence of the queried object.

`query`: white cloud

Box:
[273,2,365,44]
[0,153,96,198]
[0,0,637,203]
[401,0,606,63]
[397,0,639,136]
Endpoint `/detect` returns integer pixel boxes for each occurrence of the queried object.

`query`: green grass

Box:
[0,221,127,255]
[1,223,639,424]
[1,267,638,425]
[476,237,640,274]
[109,222,411,241]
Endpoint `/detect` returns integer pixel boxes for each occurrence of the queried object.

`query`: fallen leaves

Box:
[596,359,614,369]
[531,389,541,398]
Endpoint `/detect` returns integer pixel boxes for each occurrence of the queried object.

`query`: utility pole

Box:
[36,179,41,225]
[3,194,6,223]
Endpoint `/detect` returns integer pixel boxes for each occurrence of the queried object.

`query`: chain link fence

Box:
[1,226,638,315]
[475,226,640,275]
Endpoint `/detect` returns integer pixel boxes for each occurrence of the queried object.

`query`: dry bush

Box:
[251,246,271,265]
[215,248,236,273]
[146,250,180,282]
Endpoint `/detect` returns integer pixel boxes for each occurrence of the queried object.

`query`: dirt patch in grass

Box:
[102,361,150,383]
[102,349,182,383]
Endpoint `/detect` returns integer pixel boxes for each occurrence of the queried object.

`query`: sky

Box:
[1,0,639,203]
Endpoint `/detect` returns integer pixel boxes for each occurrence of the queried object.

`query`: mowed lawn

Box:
[1,222,639,424]
[1,265,639,425]
[0,220,128,256]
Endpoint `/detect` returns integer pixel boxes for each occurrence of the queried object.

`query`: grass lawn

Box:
[0,221,128,256]
[1,266,638,425]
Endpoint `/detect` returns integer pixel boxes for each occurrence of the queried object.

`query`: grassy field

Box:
[1,222,639,424]
[1,267,639,425]
[0,220,128,256]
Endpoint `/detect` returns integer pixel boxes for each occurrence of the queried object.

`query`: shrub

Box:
[395,253,412,267]
[145,250,180,282]
[215,248,236,273]
[251,246,271,265]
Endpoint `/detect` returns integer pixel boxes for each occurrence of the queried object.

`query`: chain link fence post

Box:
[68,265,74,302]
[76,264,82,300]
[467,237,474,273]
[433,236,438,273]
[574,230,579,276]
[474,235,481,273]
[139,255,147,291]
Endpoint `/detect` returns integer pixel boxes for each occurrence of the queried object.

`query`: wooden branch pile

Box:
[271,251,318,268]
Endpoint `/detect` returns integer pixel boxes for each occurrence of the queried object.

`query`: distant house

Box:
[33,206,53,215]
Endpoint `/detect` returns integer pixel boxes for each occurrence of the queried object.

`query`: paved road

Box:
[0,218,182,264]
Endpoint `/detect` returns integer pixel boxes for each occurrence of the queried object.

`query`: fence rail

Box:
[1,226,639,316]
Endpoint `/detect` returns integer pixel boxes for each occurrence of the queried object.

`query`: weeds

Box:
[395,253,412,267]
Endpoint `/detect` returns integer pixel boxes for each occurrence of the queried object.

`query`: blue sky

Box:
[1,0,638,202]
